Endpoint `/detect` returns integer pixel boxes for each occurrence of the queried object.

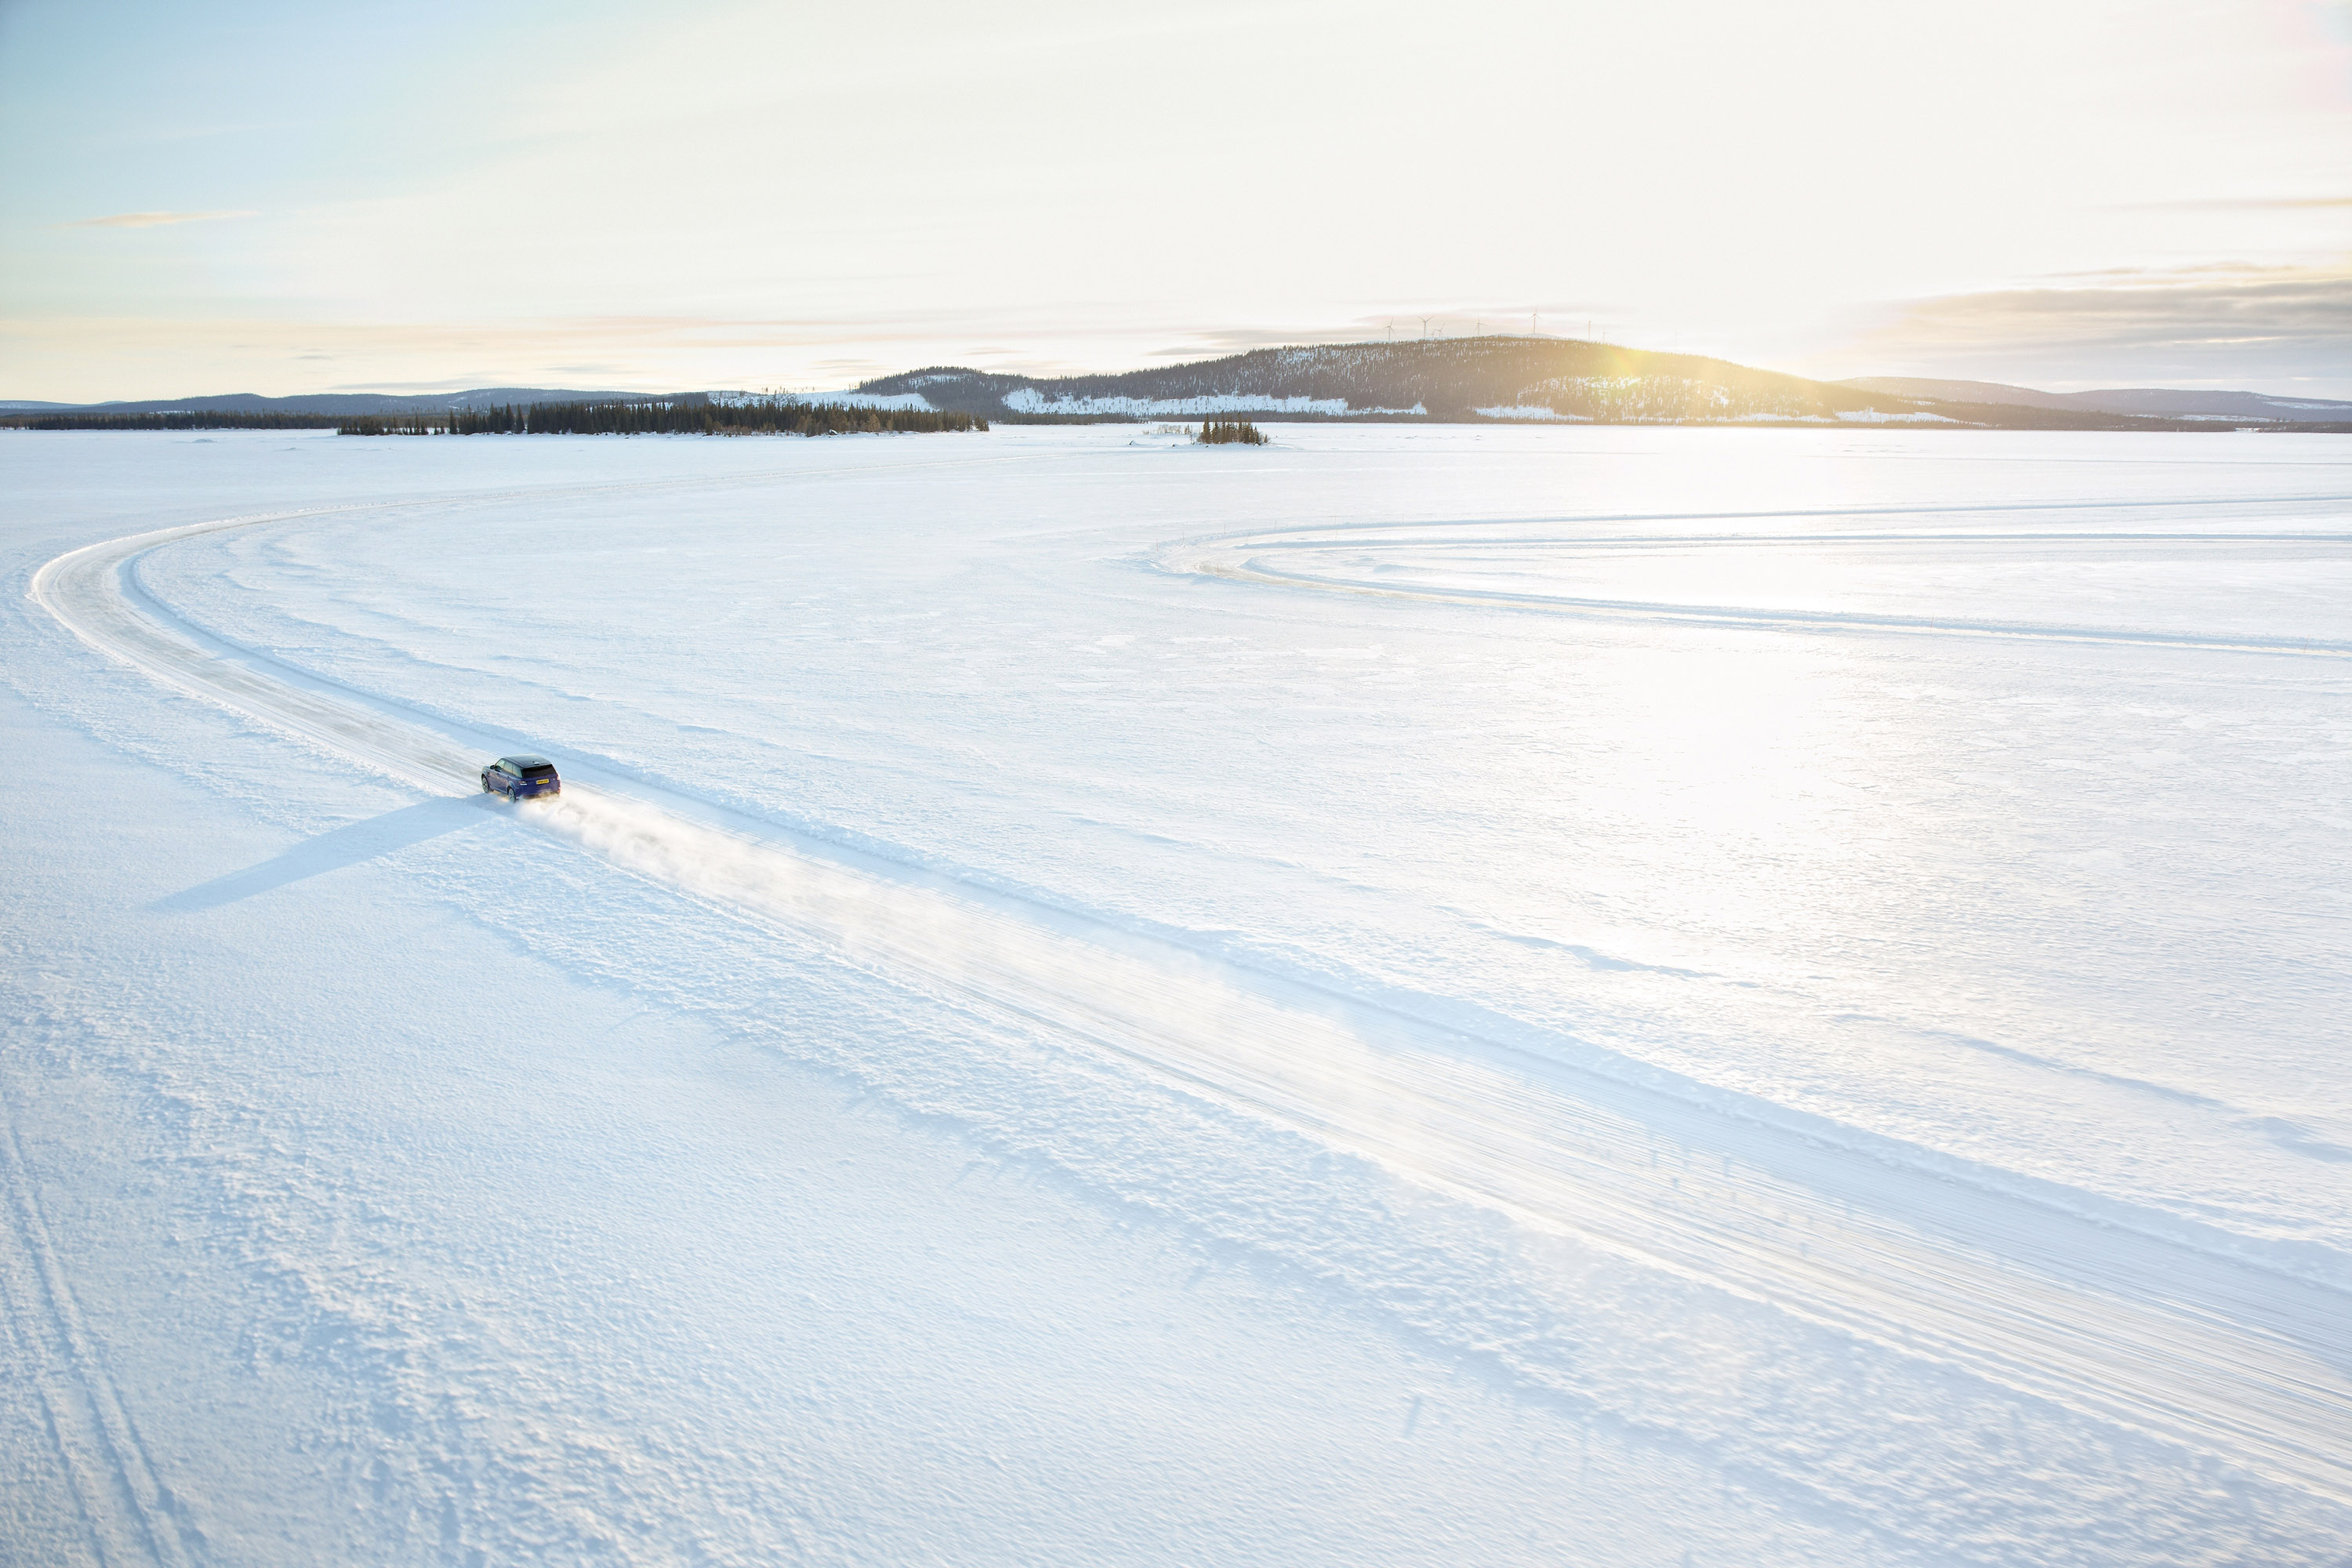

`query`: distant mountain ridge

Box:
[857,340,2318,430]
[13,345,2347,430]
[1838,377,2352,422]
[3,387,669,417]
[862,340,1923,423]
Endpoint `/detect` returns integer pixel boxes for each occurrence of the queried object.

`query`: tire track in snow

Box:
[31,495,2352,1508]
[0,1085,196,1568]
[12,452,1055,1559]
[546,784,2352,1504]
[1165,523,2352,657]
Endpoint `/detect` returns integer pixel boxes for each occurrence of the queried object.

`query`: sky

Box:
[2,0,2347,401]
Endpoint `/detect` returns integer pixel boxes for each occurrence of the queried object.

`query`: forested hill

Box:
[857,339,2250,429]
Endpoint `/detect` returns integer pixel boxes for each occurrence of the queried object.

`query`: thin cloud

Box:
[1160,325,1392,358]
[1159,306,1624,361]
[1831,262,2352,393]
[67,209,259,229]
[2121,195,2352,211]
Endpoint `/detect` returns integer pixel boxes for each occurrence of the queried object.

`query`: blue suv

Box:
[481,754,561,800]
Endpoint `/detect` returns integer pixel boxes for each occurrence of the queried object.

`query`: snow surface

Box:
[5,424,2351,1565]
[706,389,938,412]
[1836,409,1962,424]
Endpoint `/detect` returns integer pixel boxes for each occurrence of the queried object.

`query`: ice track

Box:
[1166,511,2352,658]
[31,497,2352,1508]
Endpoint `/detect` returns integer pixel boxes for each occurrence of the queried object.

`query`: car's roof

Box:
[499,754,554,769]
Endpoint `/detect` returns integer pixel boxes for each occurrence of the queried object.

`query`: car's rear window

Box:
[521,765,557,781]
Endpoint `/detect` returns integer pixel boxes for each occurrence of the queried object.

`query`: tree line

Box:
[1196,417,1268,445]
[337,398,986,437]
[2,411,346,430]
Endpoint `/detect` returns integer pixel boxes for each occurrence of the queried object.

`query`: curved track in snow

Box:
[31,491,2352,1508]
[1165,516,2352,657]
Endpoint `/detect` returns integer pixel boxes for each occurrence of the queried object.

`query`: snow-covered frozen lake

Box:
[5,423,2349,1565]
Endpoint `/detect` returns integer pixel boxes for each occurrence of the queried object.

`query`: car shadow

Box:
[154,795,501,913]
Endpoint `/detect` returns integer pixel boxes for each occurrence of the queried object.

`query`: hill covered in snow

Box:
[856,339,2258,429]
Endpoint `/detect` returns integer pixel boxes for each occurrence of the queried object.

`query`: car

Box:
[481,754,561,800]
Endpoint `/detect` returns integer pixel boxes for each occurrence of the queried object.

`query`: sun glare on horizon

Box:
[1,0,2346,399]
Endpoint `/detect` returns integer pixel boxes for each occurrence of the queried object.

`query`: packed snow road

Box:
[8,426,2352,1564]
